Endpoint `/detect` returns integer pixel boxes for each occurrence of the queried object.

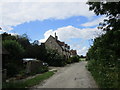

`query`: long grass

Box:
[3,71,55,88]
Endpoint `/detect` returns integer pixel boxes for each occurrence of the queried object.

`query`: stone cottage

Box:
[70,49,77,57]
[42,33,77,59]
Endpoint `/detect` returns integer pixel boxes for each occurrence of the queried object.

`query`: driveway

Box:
[32,61,98,88]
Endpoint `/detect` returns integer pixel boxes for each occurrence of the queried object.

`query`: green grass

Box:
[3,71,55,88]
[79,58,86,61]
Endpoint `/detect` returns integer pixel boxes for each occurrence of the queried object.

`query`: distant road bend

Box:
[32,61,98,88]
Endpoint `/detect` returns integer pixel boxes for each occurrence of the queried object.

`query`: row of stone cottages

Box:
[41,33,77,59]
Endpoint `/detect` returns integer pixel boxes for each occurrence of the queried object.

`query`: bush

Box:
[67,56,80,63]
[45,49,66,67]
[32,65,48,75]
[2,40,25,60]
[2,40,25,77]
[86,30,120,88]
[67,58,72,64]
[6,63,18,77]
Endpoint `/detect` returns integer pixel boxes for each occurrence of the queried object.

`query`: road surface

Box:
[32,61,98,88]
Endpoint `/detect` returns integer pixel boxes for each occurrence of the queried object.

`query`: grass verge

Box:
[79,58,86,61]
[3,71,55,88]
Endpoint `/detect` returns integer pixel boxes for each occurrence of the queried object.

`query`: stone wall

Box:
[45,36,63,56]
[26,60,43,74]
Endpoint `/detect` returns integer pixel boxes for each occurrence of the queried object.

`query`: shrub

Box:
[86,30,120,88]
[67,58,72,64]
[45,49,66,67]
[6,63,18,77]
[2,40,25,60]
[34,66,48,74]
[2,40,25,77]
[67,56,80,63]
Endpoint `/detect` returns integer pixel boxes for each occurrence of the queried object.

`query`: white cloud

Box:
[1,2,94,31]
[81,16,106,27]
[39,25,105,55]
[1,0,88,3]
[9,33,19,36]
[39,25,104,43]
[77,46,88,55]
[0,25,13,32]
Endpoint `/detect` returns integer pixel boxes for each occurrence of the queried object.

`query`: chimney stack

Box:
[55,32,58,40]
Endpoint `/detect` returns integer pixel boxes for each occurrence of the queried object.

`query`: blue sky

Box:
[0,1,105,55]
[9,16,88,41]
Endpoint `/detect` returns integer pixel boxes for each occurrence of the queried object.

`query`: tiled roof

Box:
[65,44,67,47]
[70,50,77,55]
[45,35,72,51]
[57,40,65,46]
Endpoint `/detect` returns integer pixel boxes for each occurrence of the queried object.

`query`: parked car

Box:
[42,62,48,67]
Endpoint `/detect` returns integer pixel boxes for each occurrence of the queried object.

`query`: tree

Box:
[16,34,31,49]
[86,1,120,88]
[87,1,120,31]
[45,49,66,66]
[2,40,25,77]
[2,40,25,60]
[32,40,39,45]
[2,32,16,41]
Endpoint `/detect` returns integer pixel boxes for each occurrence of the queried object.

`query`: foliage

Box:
[3,71,55,88]
[2,40,25,60]
[86,4,120,89]
[2,33,31,57]
[5,63,19,77]
[86,1,120,88]
[17,34,31,49]
[2,32,17,41]
[86,28,120,88]
[1,33,49,78]
[87,59,118,88]
[25,44,47,61]
[30,66,48,75]
[67,56,80,64]
[87,1,120,31]
[45,49,66,67]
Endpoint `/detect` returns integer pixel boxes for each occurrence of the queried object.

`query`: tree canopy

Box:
[87,1,120,31]
[86,1,120,88]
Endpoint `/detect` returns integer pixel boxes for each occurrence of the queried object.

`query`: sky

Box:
[0,0,106,56]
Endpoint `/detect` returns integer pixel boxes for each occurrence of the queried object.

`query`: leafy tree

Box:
[45,49,66,67]
[2,32,16,41]
[2,40,25,77]
[2,33,31,49]
[67,56,79,63]
[87,1,120,31]
[86,1,120,88]
[32,40,39,45]
[16,35,31,49]
[3,40,25,60]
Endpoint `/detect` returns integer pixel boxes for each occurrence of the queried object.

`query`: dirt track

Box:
[33,61,98,88]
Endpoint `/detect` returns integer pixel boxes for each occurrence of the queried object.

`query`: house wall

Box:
[44,36,72,59]
[45,36,63,56]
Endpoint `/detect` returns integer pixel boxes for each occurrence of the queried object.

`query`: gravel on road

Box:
[32,61,98,88]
